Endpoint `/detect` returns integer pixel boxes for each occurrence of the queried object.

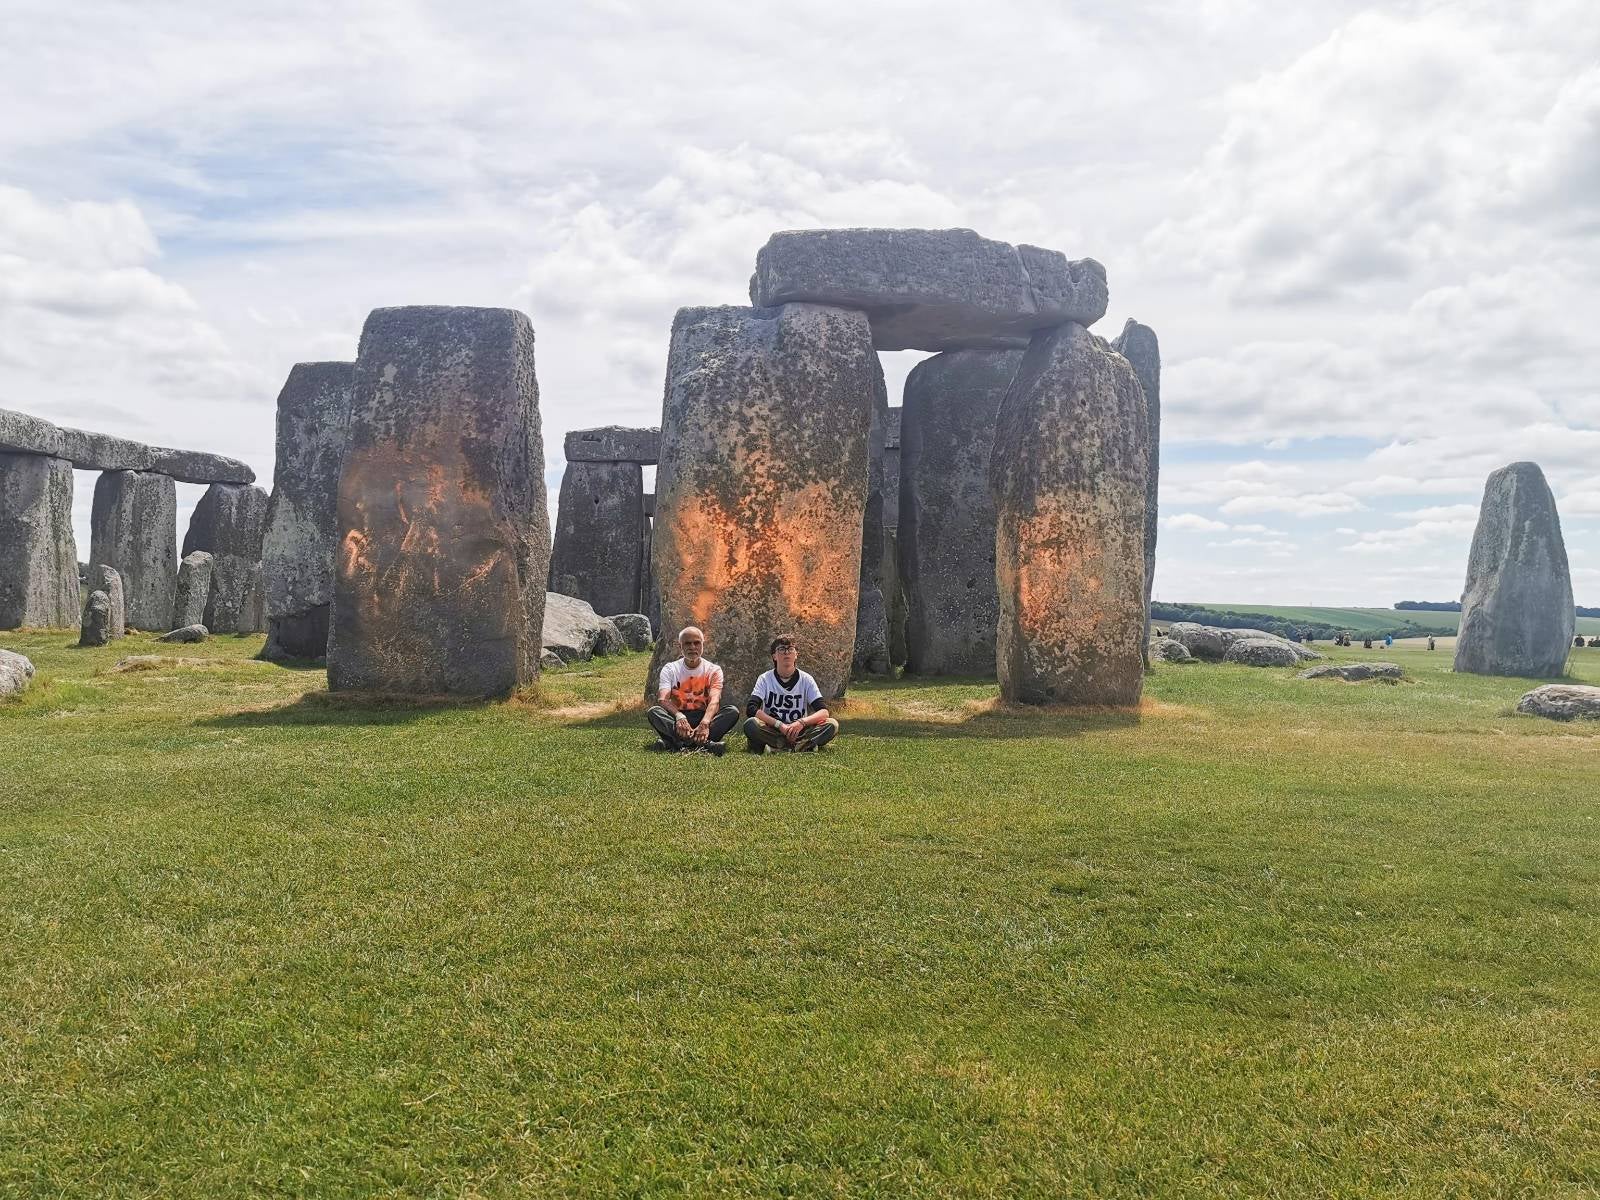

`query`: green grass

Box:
[3,631,1599,1197]
[1182,603,1600,637]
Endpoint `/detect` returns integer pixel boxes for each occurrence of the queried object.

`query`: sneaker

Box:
[704,741,727,757]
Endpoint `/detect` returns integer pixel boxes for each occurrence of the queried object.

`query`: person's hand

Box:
[692,721,709,744]
[783,721,801,746]
[674,713,690,739]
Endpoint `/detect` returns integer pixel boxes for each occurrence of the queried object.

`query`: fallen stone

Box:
[85,564,125,639]
[79,590,112,646]
[608,612,653,652]
[648,303,875,707]
[1455,461,1575,678]
[1216,626,1321,662]
[900,348,1020,675]
[1112,320,1160,670]
[329,306,550,697]
[540,648,562,670]
[1150,636,1193,663]
[543,592,624,662]
[0,406,254,483]
[0,451,80,628]
[1299,662,1404,681]
[158,623,208,643]
[563,426,660,464]
[172,551,215,629]
[992,324,1148,704]
[90,470,176,631]
[1224,638,1302,667]
[1516,684,1600,721]
[750,228,1108,352]
[0,647,36,697]
[1166,622,1227,660]
[548,460,646,618]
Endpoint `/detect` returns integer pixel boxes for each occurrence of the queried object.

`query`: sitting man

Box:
[647,626,741,755]
[743,633,839,753]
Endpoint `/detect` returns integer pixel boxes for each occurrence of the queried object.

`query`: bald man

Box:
[646,626,741,755]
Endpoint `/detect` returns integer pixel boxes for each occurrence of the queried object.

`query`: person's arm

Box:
[659,669,693,740]
[692,667,725,743]
[799,698,830,727]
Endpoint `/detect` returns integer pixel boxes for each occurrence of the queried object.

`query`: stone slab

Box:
[0,452,80,628]
[184,483,268,633]
[85,563,125,639]
[89,470,176,630]
[1516,683,1600,721]
[1112,319,1160,671]
[563,426,660,464]
[749,228,1108,352]
[548,460,645,618]
[1,406,254,484]
[173,551,214,630]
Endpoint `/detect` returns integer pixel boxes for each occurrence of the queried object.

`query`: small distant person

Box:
[1384,634,1394,648]
[1578,635,1587,648]
[1363,637,1373,649]
[647,626,741,755]
[1427,635,1436,651]
[743,634,839,753]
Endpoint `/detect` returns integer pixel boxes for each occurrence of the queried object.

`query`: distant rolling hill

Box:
[1154,604,1600,638]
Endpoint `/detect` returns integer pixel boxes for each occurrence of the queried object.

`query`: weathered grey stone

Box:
[0,452,79,628]
[1112,320,1160,671]
[172,551,215,630]
[609,612,653,652]
[854,370,892,676]
[85,564,125,639]
[886,528,907,669]
[0,406,254,483]
[0,647,34,697]
[1516,683,1600,721]
[89,470,176,630]
[543,592,623,662]
[1299,662,1403,681]
[642,493,655,518]
[548,460,646,618]
[1224,638,1302,667]
[184,483,269,634]
[900,349,1020,675]
[540,648,562,670]
[883,406,901,528]
[158,623,208,643]
[1166,622,1227,660]
[328,306,550,697]
[261,362,355,661]
[1455,462,1575,678]
[647,303,875,707]
[749,228,1109,352]
[992,323,1148,705]
[1215,626,1321,662]
[1150,636,1193,663]
[563,426,659,464]
[80,590,112,646]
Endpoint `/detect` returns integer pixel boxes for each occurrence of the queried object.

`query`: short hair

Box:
[769,633,798,654]
[678,626,704,643]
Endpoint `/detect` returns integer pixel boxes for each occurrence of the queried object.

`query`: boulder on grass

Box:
[1515,684,1600,721]
[543,592,623,663]
[1224,638,1302,667]
[80,590,112,647]
[608,612,653,652]
[158,624,208,644]
[0,648,34,697]
[1299,662,1403,681]
[1150,636,1193,663]
[1167,622,1227,661]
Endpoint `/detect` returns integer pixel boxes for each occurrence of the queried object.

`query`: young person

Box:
[743,634,839,753]
[647,626,741,754]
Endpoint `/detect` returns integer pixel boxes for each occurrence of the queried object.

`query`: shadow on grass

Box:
[199,689,492,728]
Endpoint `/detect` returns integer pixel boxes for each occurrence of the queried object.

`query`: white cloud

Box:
[1164,512,1230,532]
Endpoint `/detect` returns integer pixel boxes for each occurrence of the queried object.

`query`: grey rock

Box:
[749,228,1109,352]
[90,470,176,630]
[608,612,654,652]
[172,551,215,629]
[0,647,34,697]
[1150,636,1193,663]
[1166,622,1227,660]
[85,564,125,639]
[329,306,550,697]
[261,362,354,661]
[563,426,660,464]
[900,348,1020,675]
[992,324,1148,704]
[1112,320,1160,671]
[1516,683,1600,721]
[0,452,80,628]
[1455,462,1575,678]
[854,367,892,677]
[1,406,253,483]
[548,460,646,618]
[1224,637,1302,667]
[543,592,623,662]
[883,406,901,529]
[79,590,113,646]
[158,623,208,643]
[540,648,562,670]
[647,303,875,708]
[1299,662,1403,681]
[642,492,655,518]
[184,482,269,634]
[1216,626,1321,662]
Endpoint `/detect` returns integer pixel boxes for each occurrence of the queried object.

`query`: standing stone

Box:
[261,362,354,660]
[1112,320,1160,671]
[184,482,269,634]
[990,323,1149,705]
[900,348,1021,675]
[172,551,215,629]
[80,590,112,646]
[85,564,125,639]
[0,452,80,628]
[548,459,646,618]
[883,408,907,668]
[853,373,892,676]
[90,470,176,631]
[1454,462,1574,678]
[328,306,549,697]
[647,303,875,707]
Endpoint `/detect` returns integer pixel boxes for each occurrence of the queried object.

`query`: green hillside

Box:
[1159,604,1600,638]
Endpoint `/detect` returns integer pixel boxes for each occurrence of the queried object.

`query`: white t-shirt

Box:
[749,669,823,724]
[658,657,724,713]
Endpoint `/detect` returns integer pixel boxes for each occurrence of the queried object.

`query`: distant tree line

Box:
[1150,603,1456,641]
[1399,599,1600,617]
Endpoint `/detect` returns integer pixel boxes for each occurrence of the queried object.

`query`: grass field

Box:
[1178,604,1600,637]
[3,632,1599,1197]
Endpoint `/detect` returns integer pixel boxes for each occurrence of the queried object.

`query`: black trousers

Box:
[646,704,741,748]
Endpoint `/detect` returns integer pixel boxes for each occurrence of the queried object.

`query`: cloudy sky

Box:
[2,0,1596,606]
